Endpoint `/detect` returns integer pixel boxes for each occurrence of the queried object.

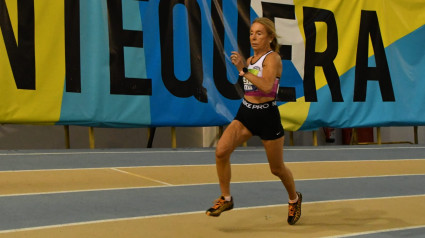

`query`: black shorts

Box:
[234,98,285,140]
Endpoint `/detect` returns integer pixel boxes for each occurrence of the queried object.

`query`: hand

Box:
[230,51,244,71]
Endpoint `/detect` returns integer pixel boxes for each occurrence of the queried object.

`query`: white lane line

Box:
[0,194,424,234]
[0,173,424,198]
[283,146,425,151]
[0,210,205,234]
[1,158,425,173]
[110,168,172,186]
[0,151,215,156]
[323,224,425,238]
[0,146,424,156]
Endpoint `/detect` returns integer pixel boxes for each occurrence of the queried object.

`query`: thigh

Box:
[217,120,252,155]
[258,106,284,140]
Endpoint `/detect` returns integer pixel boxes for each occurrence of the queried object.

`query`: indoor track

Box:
[0,145,425,237]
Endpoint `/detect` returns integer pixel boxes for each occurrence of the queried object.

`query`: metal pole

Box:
[171,127,177,148]
[290,131,294,146]
[64,125,70,149]
[312,131,318,146]
[414,126,418,144]
[89,127,95,149]
[147,127,156,148]
[377,127,382,145]
[351,128,358,145]
[218,126,224,138]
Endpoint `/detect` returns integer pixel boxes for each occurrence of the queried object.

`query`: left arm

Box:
[231,51,282,94]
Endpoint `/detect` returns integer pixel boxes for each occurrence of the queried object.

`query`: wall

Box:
[0,124,422,150]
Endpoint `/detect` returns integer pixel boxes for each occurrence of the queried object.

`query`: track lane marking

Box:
[324,224,425,237]
[110,168,172,186]
[1,158,424,173]
[0,173,423,198]
[0,145,424,156]
[0,195,424,237]
[1,159,425,196]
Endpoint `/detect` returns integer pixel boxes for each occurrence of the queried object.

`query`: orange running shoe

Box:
[287,192,302,225]
[206,196,234,217]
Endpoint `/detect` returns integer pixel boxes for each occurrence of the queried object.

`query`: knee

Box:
[270,166,285,178]
[215,146,231,161]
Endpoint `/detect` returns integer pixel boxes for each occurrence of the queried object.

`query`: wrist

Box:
[239,67,248,76]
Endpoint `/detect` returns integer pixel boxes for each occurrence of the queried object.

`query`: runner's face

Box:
[250,22,272,51]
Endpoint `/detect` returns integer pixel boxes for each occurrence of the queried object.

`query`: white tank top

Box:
[244,51,280,98]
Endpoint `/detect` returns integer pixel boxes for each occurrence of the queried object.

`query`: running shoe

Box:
[287,192,302,225]
[206,196,234,217]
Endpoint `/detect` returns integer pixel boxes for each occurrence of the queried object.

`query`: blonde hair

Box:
[252,17,280,52]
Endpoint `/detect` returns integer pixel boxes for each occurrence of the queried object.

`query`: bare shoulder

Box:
[269,51,282,61]
[263,51,282,77]
[264,51,282,66]
[246,56,253,65]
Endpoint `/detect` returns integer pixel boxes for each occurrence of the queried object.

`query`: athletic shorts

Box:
[234,98,285,140]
